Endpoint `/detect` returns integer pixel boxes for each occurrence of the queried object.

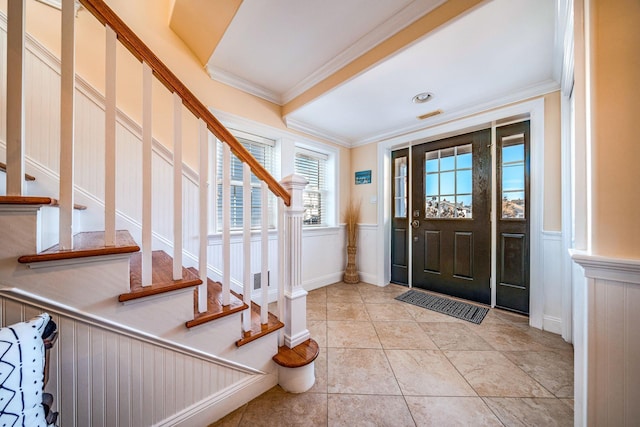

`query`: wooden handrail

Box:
[78,0,291,206]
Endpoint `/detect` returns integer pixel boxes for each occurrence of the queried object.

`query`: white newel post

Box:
[280,174,310,348]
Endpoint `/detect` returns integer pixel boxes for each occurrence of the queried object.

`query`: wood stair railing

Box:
[78,0,290,207]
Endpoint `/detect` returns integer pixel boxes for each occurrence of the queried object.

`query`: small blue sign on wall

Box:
[355,170,372,185]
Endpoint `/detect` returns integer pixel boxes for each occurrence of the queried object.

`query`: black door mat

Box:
[395,289,489,324]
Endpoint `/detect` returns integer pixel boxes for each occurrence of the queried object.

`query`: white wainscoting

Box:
[571,252,640,427]
[302,226,345,291]
[541,231,563,334]
[0,290,272,427]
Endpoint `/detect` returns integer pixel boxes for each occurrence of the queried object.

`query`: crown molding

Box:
[351,79,561,147]
[284,118,352,148]
[205,64,282,105]
[281,0,446,104]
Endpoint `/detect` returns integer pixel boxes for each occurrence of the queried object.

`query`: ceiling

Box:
[170,0,560,147]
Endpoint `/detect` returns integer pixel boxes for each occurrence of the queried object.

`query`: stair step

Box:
[0,195,86,210]
[236,298,284,347]
[0,162,36,181]
[49,198,88,211]
[184,267,247,329]
[272,339,320,368]
[18,230,139,263]
[0,195,52,205]
[119,251,202,303]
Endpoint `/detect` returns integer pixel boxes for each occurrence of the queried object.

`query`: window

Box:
[394,156,408,218]
[215,132,276,231]
[424,144,473,219]
[501,133,526,219]
[295,148,328,226]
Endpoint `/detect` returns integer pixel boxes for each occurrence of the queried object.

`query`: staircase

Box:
[0,0,317,425]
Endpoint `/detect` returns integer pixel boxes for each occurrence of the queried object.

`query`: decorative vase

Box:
[343,245,359,284]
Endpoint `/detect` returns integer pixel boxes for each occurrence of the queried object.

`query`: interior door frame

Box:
[378,97,545,328]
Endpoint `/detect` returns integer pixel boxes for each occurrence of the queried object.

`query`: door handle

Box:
[411,219,420,229]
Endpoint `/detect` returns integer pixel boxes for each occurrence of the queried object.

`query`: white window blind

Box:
[216,133,275,230]
[295,148,328,226]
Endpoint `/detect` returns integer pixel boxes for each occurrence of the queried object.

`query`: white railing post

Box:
[260,181,269,324]
[280,174,309,348]
[197,119,208,313]
[277,198,285,346]
[104,25,117,246]
[172,93,183,280]
[59,0,76,250]
[6,0,26,196]
[141,62,153,286]
[242,163,252,332]
[221,144,231,305]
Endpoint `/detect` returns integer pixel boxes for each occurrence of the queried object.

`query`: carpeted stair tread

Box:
[185,267,247,328]
[120,251,201,302]
[0,162,36,181]
[18,230,139,263]
[272,339,319,368]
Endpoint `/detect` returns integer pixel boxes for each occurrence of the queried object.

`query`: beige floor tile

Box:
[308,349,327,393]
[326,302,370,321]
[234,386,327,426]
[327,288,363,303]
[445,351,553,397]
[523,327,575,352]
[473,323,549,352]
[328,348,401,395]
[307,302,327,321]
[328,394,415,426]
[560,398,574,410]
[374,321,438,350]
[308,320,327,348]
[419,322,494,351]
[492,309,530,325]
[306,288,327,304]
[327,320,381,348]
[209,404,246,427]
[365,302,414,321]
[503,351,574,398]
[483,397,574,427]
[386,349,476,396]
[405,396,503,427]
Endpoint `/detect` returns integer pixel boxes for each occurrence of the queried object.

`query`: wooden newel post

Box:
[280,174,310,348]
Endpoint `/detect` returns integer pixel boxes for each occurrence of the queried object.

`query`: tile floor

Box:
[211,282,574,426]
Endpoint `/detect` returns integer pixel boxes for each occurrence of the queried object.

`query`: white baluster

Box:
[197,119,208,313]
[6,0,25,197]
[277,198,285,346]
[104,26,117,247]
[172,93,183,281]
[222,144,231,305]
[280,174,310,348]
[59,0,76,250]
[242,163,252,332]
[260,182,269,324]
[141,62,152,286]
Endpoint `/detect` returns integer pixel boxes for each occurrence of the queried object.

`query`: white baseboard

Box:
[303,272,343,291]
[156,373,277,427]
[543,315,563,335]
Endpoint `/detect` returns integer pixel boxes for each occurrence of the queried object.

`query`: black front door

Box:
[411,129,492,304]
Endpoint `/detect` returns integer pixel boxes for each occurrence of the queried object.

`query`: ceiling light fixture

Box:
[412,92,433,104]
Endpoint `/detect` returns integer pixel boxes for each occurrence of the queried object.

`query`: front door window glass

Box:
[424,144,472,219]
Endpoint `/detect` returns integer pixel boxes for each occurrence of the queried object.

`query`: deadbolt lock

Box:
[411,219,420,229]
